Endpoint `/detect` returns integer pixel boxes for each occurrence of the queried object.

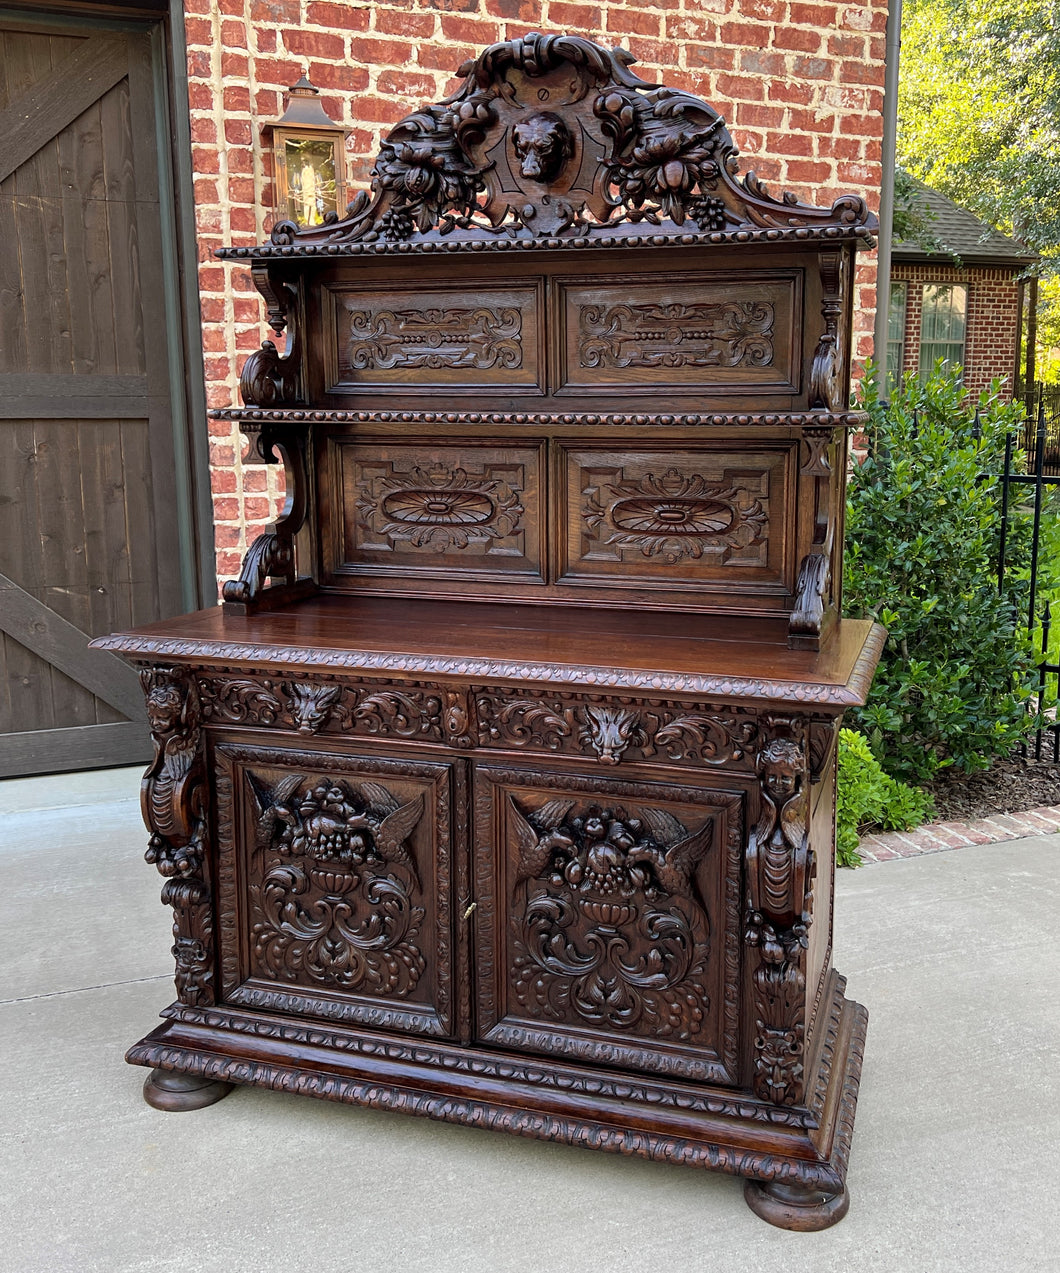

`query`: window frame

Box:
[918,282,969,381]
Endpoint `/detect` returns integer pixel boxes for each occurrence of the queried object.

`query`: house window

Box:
[918,283,968,380]
[886,281,907,387]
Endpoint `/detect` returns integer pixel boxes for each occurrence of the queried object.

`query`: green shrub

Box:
[836,729,934,867]
[845,366,1043,783]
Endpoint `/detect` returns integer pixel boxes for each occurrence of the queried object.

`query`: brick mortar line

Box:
[857,804,1060,863]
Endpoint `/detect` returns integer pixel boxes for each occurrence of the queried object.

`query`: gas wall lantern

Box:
[264,74,348,228]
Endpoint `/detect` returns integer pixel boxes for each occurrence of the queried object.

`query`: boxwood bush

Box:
[845,367,1046,783]
[836,729,934,867]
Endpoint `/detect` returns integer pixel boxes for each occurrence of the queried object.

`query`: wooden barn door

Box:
[0,12,205,776]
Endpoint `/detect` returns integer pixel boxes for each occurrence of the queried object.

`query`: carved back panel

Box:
[219,34,875,644]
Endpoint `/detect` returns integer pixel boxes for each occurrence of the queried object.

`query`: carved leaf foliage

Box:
[247,771,427,996]
[584,467,768,565]
[357,462,524,553]
[507,797,714,1039]
[258,33,873,248]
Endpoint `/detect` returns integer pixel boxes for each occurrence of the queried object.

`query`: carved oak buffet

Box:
[92,34,885,1231]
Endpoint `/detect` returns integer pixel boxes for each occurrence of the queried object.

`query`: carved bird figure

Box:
[625,807,714,898]
[509,796,576,885]
[358,781,424,888]
[249,772,304,855]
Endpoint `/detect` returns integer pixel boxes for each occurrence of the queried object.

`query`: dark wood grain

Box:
[92,596,884,704]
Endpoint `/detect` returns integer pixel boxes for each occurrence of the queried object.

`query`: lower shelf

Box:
[126,972,867,1228]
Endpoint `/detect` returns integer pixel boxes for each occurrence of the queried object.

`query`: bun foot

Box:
[142,1067,234,1112]
[743,1178,850,1231]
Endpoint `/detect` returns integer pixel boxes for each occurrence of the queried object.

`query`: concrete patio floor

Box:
[2,766,1058,1273]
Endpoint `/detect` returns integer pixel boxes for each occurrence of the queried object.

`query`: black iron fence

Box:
[1017,382,1060,474]
[994,400,1060,760]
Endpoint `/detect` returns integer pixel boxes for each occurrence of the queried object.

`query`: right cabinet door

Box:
[472,764,745,1085]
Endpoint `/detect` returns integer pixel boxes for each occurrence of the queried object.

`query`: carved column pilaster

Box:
[744,719,814,1106]
[140,666,215,1007]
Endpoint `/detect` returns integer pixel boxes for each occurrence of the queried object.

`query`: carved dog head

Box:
[511,112,573,183]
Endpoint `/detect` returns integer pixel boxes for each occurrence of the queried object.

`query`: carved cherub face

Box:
[759,738,803,801]
[511,112,573,183]
[145,684,182,736]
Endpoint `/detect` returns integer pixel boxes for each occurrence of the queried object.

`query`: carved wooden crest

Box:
[260,32,875,249]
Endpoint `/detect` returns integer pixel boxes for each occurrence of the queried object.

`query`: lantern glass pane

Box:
[284,136,337,226]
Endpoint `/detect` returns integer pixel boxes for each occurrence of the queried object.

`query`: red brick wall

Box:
[891,262,1021,398]
[183,0,888,590]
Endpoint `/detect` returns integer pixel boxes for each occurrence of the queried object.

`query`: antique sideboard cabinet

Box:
[93,34,885,1231]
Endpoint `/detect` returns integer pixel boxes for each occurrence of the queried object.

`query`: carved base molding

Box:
[127,980,867,1213]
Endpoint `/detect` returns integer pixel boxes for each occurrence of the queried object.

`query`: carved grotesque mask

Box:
[287,682,340,734]
[511,112,573,183]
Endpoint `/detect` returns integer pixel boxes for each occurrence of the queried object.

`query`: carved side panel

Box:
[213,743,455,1037]
[559,275,800,392]
[328,284,541,389]
[561,446,792,587]
[139,666,215,1007]
[473,766,743,1083]
[333,440,544,581]
[744,721,815,1106]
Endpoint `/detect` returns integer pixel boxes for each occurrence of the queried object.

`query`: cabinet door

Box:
[473,765,744,1084]
[213,742,456,1038]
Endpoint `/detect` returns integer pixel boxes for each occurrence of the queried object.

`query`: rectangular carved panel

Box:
[326,283,542,391]
[558,444,793,589]
[472,764,743,1083]
[558,273,801,393]
[213,743,456,1038]
[332,439,545,582]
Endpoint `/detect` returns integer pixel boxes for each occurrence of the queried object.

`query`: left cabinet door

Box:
[211,741,457,1039]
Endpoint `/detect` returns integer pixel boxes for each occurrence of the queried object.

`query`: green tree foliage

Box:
[898,0,1060,377]
[836,729,934,867]
[845,368,1041,782]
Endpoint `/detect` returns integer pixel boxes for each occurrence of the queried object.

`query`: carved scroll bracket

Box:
[744,722,814,1106]
[140,666,215,1007]
[808,249,848,413]
[222,429,316,614]
[239,270,303,407]
[790,425,839,650]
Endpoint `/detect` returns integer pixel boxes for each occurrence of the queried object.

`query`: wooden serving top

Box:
[93,596,885,707]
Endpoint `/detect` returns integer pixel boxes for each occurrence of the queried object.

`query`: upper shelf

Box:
[216,32,878,263]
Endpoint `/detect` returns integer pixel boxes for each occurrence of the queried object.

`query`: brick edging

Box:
[857,805,1060,862]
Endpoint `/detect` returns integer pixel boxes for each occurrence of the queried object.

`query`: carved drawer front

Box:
[559,444,793,590]
[331,439,545,582]
[474,687,760,770]
[326,282,543,392]
[557,272,801,395]
[472,765,743,1083]
[213,743,456,1038]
